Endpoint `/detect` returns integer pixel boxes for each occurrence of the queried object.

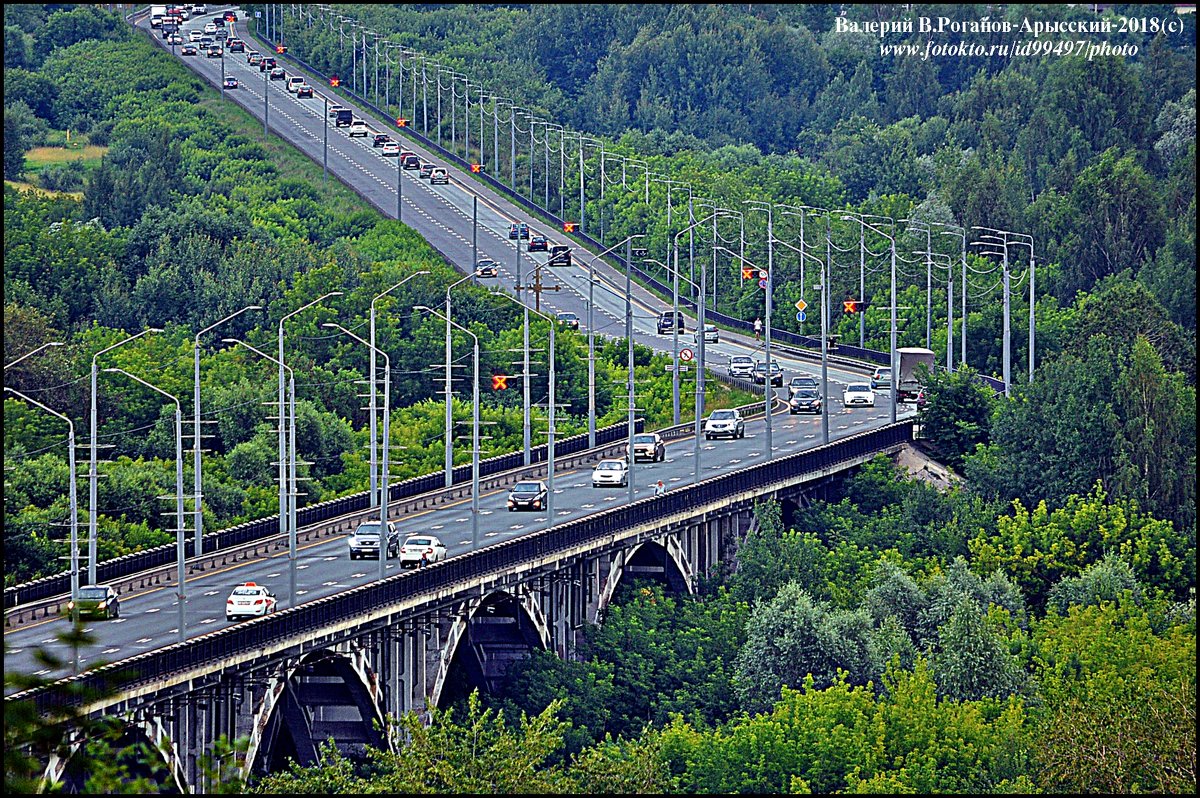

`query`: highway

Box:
[3,9,916,682]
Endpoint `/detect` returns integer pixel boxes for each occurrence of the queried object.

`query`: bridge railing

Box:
[3,419,643,610]
[11,420,912,714]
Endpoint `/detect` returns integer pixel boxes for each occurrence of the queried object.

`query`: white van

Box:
[287,76,305,93]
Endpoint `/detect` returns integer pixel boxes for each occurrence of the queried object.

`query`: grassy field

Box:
[24,144,108,165]
[3,179,84,200]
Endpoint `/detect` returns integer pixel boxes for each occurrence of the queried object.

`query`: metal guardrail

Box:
[11,420,913,713]
[3,419,642,610]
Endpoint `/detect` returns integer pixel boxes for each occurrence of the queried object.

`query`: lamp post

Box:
[89,327,161,584]
[743,200,779,458]
[415,305,481,546]
[5,386,79,656]
[323,323,392,582]
[104,368,186,643]
[645,255,699,428]
[443,271,478,487]
[487,288,559,524]
[670,212,733,429]
[971,227,1034,392]
[4,340,65,370]
[370,273,428,506]
[846,215,898,422]
[194,306,259,559]
[934,223,967,371]
[222,339,299,604]
[582,234,645,447]
[279,292,341,593]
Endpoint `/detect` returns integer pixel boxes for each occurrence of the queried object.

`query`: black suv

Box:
[657,311,684,334]
[372,133,392,148]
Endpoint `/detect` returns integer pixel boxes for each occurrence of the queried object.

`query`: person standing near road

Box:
[753,317,763,340]
[654,479,666,496]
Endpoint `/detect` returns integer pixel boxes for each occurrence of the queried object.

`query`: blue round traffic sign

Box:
[796,311,806,322]
[758,278,768,289]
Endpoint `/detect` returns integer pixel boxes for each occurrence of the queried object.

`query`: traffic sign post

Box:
[679,348,694,362]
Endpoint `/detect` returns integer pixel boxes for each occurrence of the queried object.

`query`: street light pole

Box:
[579,235,645,448]
[89,327,160,584]
[223,339,298,604]
[744,201,777,457]
[324,323,391,582]
[848,215,898,423]
[105,368,185,643]
[444,272,477,487]
[370,273,428,506]
[487,288,559,525]
[416,306,481,546]
[194,306,259,559]
[5,379,79,664]
[279,292,341,594]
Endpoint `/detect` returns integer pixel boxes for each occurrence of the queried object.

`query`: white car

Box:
[381,142,401,157]
[704,408,745,440]
[700,408,739,439]
[225,582,277,621]
[189,29,203,42]
[842,383,876,408]
[591,458,629,488]
[203,22,217,34]
[693,324,718,344]
[348,121,369,137]
[398,534,447,568]
[286,76,305,93]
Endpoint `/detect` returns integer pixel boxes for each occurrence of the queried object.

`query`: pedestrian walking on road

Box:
[753,317,763,341]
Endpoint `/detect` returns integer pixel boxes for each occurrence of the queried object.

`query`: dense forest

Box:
[3,3,1195,794]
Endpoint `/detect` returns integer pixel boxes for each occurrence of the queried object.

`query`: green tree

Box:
[1030,602,1196,793]
[916,364,995,470]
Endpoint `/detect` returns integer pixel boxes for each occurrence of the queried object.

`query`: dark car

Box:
[296,84,313,98]
[67,584,120,620]
[753,360,784,387]
[508,222,529,240]
[657,310,684,334]
[789,375,819,393]
[372,132,392,148]
[527,235,548,252]
[227,39,245,52]
[259,56,277,71]
[269,67,286,80]
[548,244,572,267]
[475,259,499,278]
[788,388,823,414]
[556,311,580,330]
[507,480,548,512]
[180,44,198,56]
[222,76,238,89]
[206,44,223,58]
[402,153,421,170]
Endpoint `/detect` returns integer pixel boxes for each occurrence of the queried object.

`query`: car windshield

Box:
[597,461,622,470]
[513,482,541,493]
[633,435,657,444]
[355,524,380,537]
[79,587,109,600]
[710,410,735,420]
[232,586,264,597]
[406,537,433,546]
[794,389,819,399]
[847,384,871,393]
[732,357,751,364]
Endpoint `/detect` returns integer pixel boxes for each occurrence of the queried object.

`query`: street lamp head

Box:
[414,305,432,313]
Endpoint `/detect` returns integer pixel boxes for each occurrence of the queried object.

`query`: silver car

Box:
[348,521,399,559]
[704,408,745,440]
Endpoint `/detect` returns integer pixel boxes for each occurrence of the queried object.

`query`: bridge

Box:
[10,421,912,792]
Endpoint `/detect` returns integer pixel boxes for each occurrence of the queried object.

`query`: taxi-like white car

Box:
[842,383,876,408]
[591,458,629,488]
[398,535,448,569]
[225,582,277,621]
